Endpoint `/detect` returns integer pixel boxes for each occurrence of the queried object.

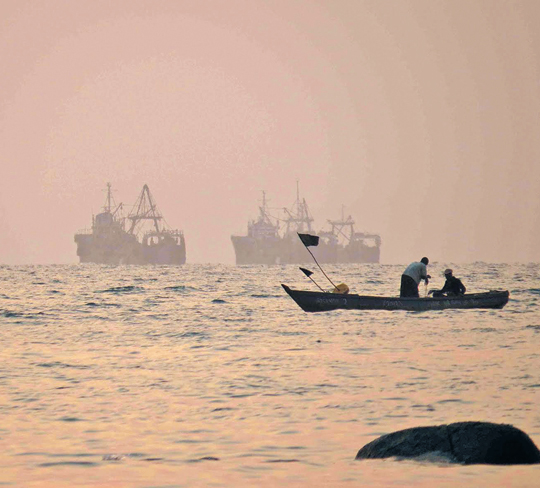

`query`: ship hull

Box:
[74,233,186,265]
[74,233,142,264]
[313,240,380,264]
[231,235,380,265]
[142,235,186,265]
[75,233,186,265]
[231,235,282,265]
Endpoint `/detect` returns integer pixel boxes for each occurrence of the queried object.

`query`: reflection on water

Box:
[0,263,539,487]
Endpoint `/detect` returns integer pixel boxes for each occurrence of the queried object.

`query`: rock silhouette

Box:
[355,421,540,465]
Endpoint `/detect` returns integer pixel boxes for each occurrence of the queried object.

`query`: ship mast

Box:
[283,181,313,234]
[101,183,123,218]
[105,183,112,212]
[260,190,267,219]
[258,191,276,226]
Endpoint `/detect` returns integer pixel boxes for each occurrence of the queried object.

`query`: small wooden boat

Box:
[281,284,509,312]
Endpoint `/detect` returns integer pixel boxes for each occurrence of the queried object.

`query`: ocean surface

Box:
[1,262,539,487]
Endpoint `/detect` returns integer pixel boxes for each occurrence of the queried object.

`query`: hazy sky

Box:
[1,0,539,264]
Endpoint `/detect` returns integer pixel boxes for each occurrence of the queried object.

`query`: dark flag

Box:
[299,267,313,277]
[298,233,319,247]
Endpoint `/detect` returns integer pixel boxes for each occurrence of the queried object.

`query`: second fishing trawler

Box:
[231,185,381,265]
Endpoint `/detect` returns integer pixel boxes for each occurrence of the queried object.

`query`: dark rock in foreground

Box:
[355,421,540,465]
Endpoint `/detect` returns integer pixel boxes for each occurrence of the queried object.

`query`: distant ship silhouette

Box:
[231,183,381,265]
[74,183,186,265]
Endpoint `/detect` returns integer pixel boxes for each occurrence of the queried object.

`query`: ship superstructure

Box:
[74,184,186,265]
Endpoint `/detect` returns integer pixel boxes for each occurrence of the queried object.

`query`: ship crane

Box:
[127,184,163,236]
[325,205,356,244]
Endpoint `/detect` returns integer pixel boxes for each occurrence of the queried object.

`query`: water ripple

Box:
[0,263,538,487]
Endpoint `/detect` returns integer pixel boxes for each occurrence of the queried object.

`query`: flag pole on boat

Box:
[297,233,338,290]
[299,267,326,293]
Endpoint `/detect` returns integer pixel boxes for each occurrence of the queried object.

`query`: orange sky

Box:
[1,0,539,264]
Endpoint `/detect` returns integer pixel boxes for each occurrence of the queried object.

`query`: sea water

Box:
[0,263,539,487]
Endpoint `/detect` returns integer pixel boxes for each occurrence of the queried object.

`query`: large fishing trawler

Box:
[231,184,381,265]
[74,184,186,265]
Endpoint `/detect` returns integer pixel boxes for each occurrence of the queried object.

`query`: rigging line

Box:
[305,245,337,290]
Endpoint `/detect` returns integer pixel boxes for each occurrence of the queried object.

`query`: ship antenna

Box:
[105,182,112,212]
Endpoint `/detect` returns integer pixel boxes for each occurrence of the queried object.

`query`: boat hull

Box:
[281,284,509,312]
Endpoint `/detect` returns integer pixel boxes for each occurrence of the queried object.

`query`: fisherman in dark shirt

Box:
[430,268,466,297]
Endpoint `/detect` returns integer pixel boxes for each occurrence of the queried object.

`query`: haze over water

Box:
[1,0,540,264]
[1,263,539,487]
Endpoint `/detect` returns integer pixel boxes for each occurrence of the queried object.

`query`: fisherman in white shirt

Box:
[400,257,430,297]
